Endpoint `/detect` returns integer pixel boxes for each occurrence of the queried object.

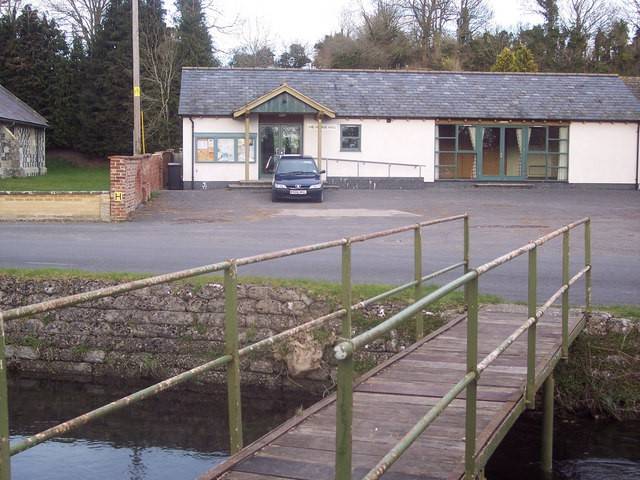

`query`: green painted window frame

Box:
[434,124,569,181]
[525,126,569,181]
[434,125,477,179]
[340,124,361,152]
[194,133,257,164]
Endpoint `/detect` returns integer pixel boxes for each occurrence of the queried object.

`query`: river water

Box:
[7,376,640,480]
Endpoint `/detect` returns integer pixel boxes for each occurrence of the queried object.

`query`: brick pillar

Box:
[109,156,129,221]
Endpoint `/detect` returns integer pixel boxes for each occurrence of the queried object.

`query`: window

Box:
[435,123,568,181]
[435,125,477,179]
[526,126,568,181]
[340,125,361,151]
[195,134,256,163]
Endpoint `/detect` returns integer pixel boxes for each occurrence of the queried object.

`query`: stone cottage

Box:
[0,84,47,178]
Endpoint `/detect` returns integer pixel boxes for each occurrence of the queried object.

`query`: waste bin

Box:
[167,163,183,190]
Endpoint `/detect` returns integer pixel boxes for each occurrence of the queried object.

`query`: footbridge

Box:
[0,214,592,480]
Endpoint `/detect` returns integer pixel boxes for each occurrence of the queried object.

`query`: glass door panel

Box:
[481,127,500,177]
[259,124,303,177]
[259,126,277,176]
[504,127,523,177]
[281,125,301,154]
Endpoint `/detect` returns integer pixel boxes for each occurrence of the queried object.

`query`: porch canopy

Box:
[233,84,335,179]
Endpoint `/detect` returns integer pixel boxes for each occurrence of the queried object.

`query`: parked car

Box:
[271,155,325,202]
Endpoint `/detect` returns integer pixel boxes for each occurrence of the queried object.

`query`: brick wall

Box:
[109,151,171,221]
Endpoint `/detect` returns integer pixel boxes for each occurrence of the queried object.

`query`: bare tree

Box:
[0,0,23,21]
[141,21,180,148]
[46,0,109,47]
[457,0,492,43]
[398,0,456,66]
[625,0,640,30]
[562,0,612,38]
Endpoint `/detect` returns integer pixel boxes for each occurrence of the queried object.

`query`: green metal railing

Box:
[333,217,591,480]
[0,213,470,480]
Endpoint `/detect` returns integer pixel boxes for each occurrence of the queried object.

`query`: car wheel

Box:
[271,191,278,202]
[314,190,324,203]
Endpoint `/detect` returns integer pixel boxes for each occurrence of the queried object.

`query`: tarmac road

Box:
[1,186,638,305]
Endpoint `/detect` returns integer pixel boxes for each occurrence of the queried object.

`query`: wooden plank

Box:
[201,307,586,480]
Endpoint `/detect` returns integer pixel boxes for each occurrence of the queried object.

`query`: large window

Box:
[435,125,476,179]
[340,125,361,151]
[435,124,568,181]
[526,126,568,180]
[195,134,256,163]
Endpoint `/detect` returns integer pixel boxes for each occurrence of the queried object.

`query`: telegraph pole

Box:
[132,0,142,155]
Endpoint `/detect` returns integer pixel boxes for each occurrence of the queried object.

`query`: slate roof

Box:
[0,84,48,128]
[622,76,640,101]
[179,68,640,122]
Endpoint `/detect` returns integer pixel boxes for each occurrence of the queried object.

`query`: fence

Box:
[0,213,470,479]
[332,217,591,480]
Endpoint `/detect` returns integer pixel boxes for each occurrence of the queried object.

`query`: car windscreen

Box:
[276,159,317,174]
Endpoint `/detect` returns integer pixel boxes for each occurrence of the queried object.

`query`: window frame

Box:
[434,123,569,181]
[340,124,362,152]
[194,132,257,164]
[434,124,477,180]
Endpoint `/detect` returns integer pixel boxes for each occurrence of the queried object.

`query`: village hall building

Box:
[178,68,640,188]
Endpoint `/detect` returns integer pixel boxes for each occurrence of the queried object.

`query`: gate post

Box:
[0,314,10,480]
[224,261,243,454]
[414,226,423,339]
[335,241,353,480]
[541,373,555,475]
[526,246,537,409]
[584,220,591,314]
[464,275,478,480]
[562,231,570,359]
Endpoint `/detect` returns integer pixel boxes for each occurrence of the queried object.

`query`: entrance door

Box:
[478,126,524,180]
[259,124,302,177]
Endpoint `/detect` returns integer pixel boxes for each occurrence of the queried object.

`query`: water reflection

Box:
[486,412,640,480]
[8,375,318,480]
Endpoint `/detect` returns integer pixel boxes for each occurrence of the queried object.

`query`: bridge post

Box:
[526,247,537,409]
[224,261,243,454]
[0,315,10,480]
[414,226,423,339]
[541,373,555,475]
[562,231,570,359]
[464,276,478,480]
[585,219,591,314]
[335,241,353,480]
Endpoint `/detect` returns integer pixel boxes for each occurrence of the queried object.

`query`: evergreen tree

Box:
[79,0,133,155]
[277,44,311,68]
[491,47,516,72]
[175,0,216,67]
[491,45,537,72]
[0,6,70,148]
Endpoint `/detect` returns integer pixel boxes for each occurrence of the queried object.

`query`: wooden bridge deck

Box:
[201,305,585,480]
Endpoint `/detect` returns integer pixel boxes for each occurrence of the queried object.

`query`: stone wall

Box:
[0,124,46,178]
[0,276,420,393]
[109,151,170,221]
[0,125,21,178]
[0,191,110,221]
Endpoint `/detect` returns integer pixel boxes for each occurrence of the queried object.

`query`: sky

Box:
[211,0,540,58]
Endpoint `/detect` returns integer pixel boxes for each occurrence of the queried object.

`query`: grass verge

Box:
[0,267,503,310]
[0,157,109,191]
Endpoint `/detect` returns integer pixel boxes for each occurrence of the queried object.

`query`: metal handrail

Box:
[332,217,592,480]
[323,157,424,178]
[0,213,469,479]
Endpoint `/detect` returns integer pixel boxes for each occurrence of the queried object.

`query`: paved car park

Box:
[1,186,638,305]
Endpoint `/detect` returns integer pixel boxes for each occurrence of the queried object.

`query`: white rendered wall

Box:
[182,116,260,183]
[568,122,638,184]
[303,117,435,182]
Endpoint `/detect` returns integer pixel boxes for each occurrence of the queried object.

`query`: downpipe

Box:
[189,116,195,190]
[635,122,639,191]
